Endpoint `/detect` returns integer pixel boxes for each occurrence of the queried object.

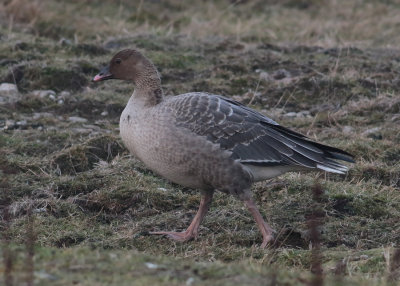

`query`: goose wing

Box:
[171,92,354,173]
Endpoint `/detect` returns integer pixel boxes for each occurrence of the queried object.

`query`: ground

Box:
[0,0,399,285]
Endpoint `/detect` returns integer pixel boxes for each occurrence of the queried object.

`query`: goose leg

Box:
[150,191,214,242]
[244,198,274,247]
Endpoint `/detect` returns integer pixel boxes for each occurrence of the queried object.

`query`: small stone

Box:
[34,270,58,281]
[5,119,15,128]
[342,126,353,134]
[57,99,64,105]
[58,38,72,46]
[16,119,27,126]
[144,262,158,269]
[359,255,369,260]
[362,127,382,139]
[273,69,291,80]
[298,110,310,117]
[101,111,108,116]
[96,160,108,167]
[83,124,100,130]
[186,277,195,286]
[32,90,56,98]
[0,83,18,94]
[59,91,71,98]
[71,128,91,134]
[284,112,297,118]
[68,116,88,123]
[391,114,400,122]
[259,71,272,81]
[0,83,20,103]
[362,127,380,135]
[33,112,53,120]
[33,207,47,213]
[68,96,78,102]
[232,95,245,102]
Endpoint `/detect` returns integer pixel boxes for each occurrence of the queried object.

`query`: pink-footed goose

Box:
[93,49,354,247]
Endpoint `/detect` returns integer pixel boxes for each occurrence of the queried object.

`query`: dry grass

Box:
[1,0,42,24]
[1,0,400,47]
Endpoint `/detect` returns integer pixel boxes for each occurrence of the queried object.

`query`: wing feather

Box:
[170,92,354,173]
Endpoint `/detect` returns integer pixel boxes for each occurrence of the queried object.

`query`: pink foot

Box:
[244,199,275,248]
[149,192,213,243]
[260,223,275,248]
[149,231,195,242]
[261,232,274,248]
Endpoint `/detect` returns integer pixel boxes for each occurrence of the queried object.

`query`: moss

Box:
[350,196,388,219]
[383,147,400,164]
[329,193,389,219]
[358,255,386,274]
[34,20,76,39]
[230,77,255,94]
[75,59,103,75]
[71,44,108,56]
[351,164,400,187]
[275,249,312,268]
[54,174,109,197]
[15,95,52,112]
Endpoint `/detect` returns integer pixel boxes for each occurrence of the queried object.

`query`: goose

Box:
[93,49,354,247]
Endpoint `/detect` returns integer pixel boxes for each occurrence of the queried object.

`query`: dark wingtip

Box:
[271,124,356,164]
[328,151,355,163]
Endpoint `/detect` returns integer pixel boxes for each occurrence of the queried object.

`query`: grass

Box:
[1,0,400,285]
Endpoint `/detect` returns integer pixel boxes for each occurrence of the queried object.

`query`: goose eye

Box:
[115,58,122,64]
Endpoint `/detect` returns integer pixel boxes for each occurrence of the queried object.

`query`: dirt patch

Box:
[53,232,86,247]
[3,64,88,92]
[52,135,125,175]
[55,99,124,120]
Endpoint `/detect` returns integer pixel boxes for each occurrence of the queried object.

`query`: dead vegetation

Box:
[1,0,400,285]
